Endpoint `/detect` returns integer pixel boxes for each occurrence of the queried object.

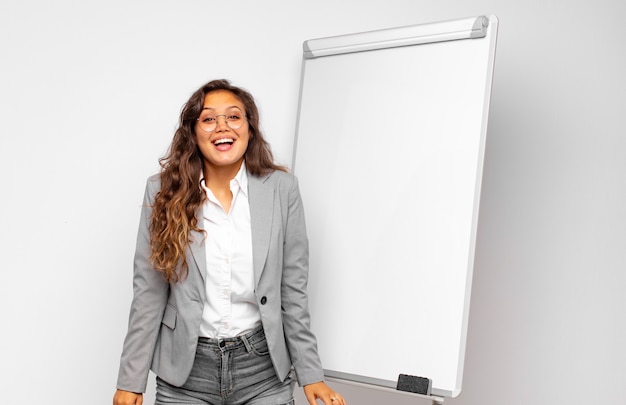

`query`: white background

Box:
[1,1,624,405]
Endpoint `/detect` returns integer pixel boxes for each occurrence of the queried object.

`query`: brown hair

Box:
[150,79,286,282]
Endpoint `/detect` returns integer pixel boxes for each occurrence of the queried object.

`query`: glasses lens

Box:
[198,111,245,132]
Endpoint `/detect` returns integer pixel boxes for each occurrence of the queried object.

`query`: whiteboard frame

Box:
[303,16,489,58]
[293,15,499,399]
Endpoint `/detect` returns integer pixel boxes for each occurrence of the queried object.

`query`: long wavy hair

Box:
[151,79,287,282]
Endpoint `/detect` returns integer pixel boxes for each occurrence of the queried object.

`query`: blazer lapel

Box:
[248,173,274,286]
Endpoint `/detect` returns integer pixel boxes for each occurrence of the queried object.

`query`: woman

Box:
[114,79,345,405]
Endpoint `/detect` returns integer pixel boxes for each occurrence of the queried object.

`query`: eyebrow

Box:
[201,105,243,111]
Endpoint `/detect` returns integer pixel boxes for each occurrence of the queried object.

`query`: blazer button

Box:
[260,296,267,305]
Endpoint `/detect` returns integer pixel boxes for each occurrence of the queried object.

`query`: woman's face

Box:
[195,89,250,174]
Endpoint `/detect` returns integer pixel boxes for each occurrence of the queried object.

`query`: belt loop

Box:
[240,333,254,353]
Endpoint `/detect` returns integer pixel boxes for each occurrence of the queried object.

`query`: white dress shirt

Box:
[198,164,261,338]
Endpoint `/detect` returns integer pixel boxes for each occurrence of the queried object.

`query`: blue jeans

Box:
[155,326,294,405]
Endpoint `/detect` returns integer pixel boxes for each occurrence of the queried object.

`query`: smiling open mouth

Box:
[213,138,234,146]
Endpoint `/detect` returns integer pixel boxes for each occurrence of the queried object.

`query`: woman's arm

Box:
[280,175,346,404]
[116,176,169,393]
[280,175,325,385]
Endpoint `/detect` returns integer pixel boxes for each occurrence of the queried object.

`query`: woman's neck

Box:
[203,159,244,193]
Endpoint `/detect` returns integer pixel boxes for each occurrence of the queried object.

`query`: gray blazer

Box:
[116,170,324,393]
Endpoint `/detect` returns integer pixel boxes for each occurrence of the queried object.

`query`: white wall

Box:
[1,1,624,404]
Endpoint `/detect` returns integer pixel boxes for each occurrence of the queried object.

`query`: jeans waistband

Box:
[198,324,265,350]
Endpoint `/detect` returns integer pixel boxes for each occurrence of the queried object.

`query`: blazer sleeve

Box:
[280,175,325,386]
[116,176,169,393]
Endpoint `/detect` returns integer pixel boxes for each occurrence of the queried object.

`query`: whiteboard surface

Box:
[293,16,498,398]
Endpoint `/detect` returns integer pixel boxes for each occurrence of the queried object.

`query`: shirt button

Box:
[260,296,267,305]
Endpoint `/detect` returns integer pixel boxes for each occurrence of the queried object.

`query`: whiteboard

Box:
[292,16,498,398]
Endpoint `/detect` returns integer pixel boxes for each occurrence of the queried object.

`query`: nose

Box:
[214,115,229,131]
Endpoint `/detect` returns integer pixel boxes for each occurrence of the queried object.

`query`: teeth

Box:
[214,138,234,145]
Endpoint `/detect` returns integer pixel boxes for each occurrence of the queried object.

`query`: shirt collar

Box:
[231,161,248,197]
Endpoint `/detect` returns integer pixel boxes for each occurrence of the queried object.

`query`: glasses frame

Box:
[196,113,247,133]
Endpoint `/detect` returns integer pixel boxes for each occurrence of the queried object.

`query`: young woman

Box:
[113,79,345,405]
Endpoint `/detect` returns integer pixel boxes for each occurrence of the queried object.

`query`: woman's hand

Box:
[113,389,143,405]
[303,381,346,405]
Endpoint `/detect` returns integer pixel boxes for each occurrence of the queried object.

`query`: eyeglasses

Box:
[196,111,247,132]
